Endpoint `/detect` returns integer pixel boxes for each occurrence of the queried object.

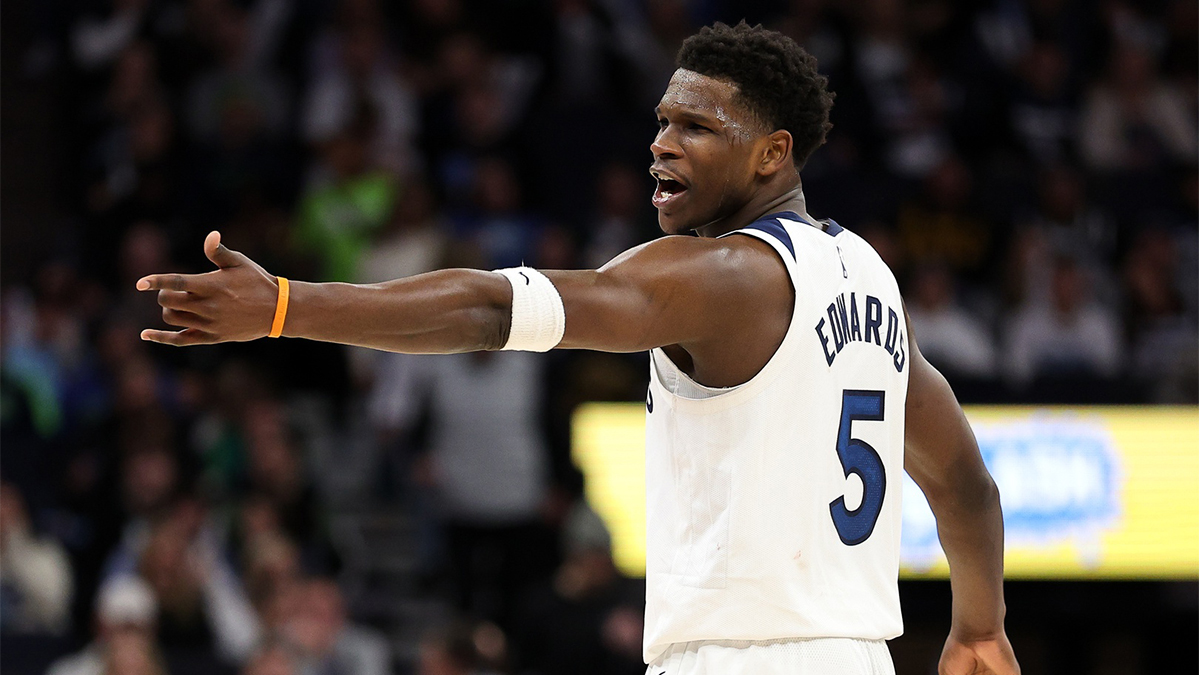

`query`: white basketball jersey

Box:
[642,211,909,663]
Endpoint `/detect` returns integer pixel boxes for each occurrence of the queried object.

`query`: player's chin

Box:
[656,207,702,235]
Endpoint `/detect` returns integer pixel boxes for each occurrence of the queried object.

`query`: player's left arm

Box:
[902,305,1020,675]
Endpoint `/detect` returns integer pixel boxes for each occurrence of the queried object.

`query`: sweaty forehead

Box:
[657,69,747,121]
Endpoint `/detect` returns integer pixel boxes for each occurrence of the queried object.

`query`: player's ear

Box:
[757,129,793,177]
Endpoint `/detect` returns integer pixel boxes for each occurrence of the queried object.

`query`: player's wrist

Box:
[948,614,1008,644]
[277,279,311,339]
[267,275,289,338]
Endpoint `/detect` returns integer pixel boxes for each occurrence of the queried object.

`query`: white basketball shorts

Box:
[646,637,895,675]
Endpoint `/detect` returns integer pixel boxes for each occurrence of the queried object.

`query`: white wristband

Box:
[494,267,565,352]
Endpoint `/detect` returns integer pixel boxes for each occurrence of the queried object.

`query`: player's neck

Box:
[695,183,808,239]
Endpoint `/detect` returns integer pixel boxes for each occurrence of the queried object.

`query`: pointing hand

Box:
[137,231,280,346]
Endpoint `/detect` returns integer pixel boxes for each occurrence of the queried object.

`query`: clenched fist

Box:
[939,632,1020,675]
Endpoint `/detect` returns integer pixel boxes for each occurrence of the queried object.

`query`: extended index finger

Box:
[137,273,196,293]
[140,328,219,346]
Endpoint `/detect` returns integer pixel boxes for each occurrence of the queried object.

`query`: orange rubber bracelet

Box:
[268,276,290,338]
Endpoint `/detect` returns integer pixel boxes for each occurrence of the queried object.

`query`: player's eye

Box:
[689,123,711,133]
[657,117,669,129]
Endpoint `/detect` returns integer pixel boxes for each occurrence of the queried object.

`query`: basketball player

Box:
[138,22,1018,675]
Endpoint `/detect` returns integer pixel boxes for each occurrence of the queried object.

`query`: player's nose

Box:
[651,128,682,160]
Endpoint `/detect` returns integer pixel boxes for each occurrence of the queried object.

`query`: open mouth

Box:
[651,170,688,209]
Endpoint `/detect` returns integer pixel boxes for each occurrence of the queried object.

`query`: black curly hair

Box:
[677,21,834,169]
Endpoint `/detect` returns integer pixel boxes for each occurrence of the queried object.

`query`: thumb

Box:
[203,231,245,269]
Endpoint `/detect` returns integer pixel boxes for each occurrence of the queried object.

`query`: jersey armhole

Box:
[720,227,800,285]
[718,225,803,378]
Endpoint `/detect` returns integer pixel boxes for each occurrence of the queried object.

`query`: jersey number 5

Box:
[829,389,887,545]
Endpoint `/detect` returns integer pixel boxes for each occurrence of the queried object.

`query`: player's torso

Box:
[643,212,909,662]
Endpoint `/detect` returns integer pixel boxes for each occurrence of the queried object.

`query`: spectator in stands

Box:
[905,264,997,379]
[972,0,1102,72]
[133,502,261,665]
[71,0,153,71]
[104,39,160,114]
[451,156,546,270]
[512,502,644,675]
[242,399,338,574]
[242,642,298,675]
[0,286,67,464]
[1007,41,1078,163]
[295,107,399,282]
[418,621,505,675]
[0,482,73,635]
[241,527,300,611]
[184,2,290,143]
[189,360,273,500]
[86,95,179,232]
[1079,39,1196,172]
[99,628,169,675]
[850,0,954,177]
[544,0,645,110]
[419,33,538,199]
[82,40,180,244]
[855,219,901,267]
[97,421,188,582]
[46,575,157,675]
[180,0,298,224]
[1004,257,1123,385]
[396,0,473,93]
[384,348,556,627]
[1006,164,1118,309]
[303,1,418,174]
[185,91,297,227]
[277,578,392,675]
[357,176,449,286]
[0,260,98,455]
[582,163,655,270]
[1122,228,1198,401]
[896,155,996,286]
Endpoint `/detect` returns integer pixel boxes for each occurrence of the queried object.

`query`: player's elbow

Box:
[455,269,512,352]
[921,454,999,516]
[958,469,1000,514]
[474,303,511,351]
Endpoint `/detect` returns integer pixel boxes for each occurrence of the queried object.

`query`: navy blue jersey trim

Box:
[719,210,841,260]
[741,218,796,260]
[720,210,796,260]
[792,212,843,237]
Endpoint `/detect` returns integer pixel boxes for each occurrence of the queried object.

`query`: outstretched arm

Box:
[137,232,515,352]
[138,231,788,365]
[903,308,1019,675]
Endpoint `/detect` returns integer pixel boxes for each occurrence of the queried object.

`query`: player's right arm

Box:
[136,231,788,376]
[903,308,1020,675]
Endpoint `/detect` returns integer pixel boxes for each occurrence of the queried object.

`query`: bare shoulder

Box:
[598,233,789,293]
[598,233,791,385]
[547,233,792,375]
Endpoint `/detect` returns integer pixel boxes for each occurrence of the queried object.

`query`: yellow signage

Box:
[571,404,1199,580]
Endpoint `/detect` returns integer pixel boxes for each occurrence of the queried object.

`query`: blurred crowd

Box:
[0,0,1196,674]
